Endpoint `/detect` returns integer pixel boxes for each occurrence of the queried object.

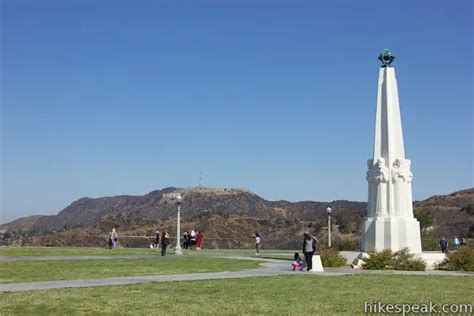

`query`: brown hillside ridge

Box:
[1,187,472,249]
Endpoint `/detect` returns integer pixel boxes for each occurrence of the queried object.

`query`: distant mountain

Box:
[0,215,43,233]
[1,187,472,249]
[0,187,366,234]
[413,188,474,240]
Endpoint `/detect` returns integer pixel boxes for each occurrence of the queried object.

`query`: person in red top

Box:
[196,231,204,250]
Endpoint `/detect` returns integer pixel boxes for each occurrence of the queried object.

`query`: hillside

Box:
[1,187,472,249]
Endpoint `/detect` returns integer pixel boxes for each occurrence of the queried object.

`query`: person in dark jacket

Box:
[161,231,170,256]
[183,232,189,249]
[108,235,114,249]
[302,231,319,272]
[153,230,160,249]
[439,237,449,254]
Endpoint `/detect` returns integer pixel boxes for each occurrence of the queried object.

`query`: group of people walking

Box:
[151,229,205,256]
[439,236,467,253]
[183,230,204,250]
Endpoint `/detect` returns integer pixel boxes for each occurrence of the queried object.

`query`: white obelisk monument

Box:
[362,49,422,254]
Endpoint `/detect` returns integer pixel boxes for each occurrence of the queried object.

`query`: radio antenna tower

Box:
[198,171,203,188]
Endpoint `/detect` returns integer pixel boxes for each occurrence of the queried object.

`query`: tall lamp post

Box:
[175,195,183,255]
[326,207,332,248]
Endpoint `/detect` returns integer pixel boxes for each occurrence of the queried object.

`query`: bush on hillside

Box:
[435,247,474,271]
[460,204,474,216]
[362,248,425,271]
[334,237,360,251]
[414,209,434,231]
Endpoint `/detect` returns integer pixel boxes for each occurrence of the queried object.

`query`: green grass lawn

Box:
[0,246,167,257]
[0,257,261,283]
[1,275,472,315]
[0,246,293,257]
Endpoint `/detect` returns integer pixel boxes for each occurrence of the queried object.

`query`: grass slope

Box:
[0,246,292,257]
[0,246,170,257]
[0,257,261,283]
[1,275,473,315]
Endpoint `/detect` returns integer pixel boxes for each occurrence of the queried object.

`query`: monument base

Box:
[417,252,446,270]
[363,217,422,254]
[351,252,369,269]
[310,255,324,272]
[351,252,446,270]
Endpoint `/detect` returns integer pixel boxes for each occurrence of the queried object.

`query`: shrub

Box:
[435,247,474,271]
[362,249,394,270]
[393,248,426,271]
[362,248,426,271]
[319,247,347,267]
[421,234,440,251]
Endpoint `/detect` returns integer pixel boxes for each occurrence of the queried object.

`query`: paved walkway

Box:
[1,255,472,293]
[0,258,291,292]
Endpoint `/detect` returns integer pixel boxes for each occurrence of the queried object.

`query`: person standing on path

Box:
[161,231,170,256]
[183,232,189,249]
[302,231,318,272]
[108,233,114,249]
[439,237,449,253]
[153,230,161,249]
[189,230,197,250]
[254,233,261,255]
[111,228,118,249]
[196,231,204,250]
[453,237,460,250]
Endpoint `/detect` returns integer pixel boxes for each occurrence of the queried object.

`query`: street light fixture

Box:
[175,195,183,255]
[326,206,332,248]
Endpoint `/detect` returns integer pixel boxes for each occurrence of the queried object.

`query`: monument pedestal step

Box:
[351,252,446,270]
[310,255,324,272]
[417,252,446,270]
[363,217,422,254]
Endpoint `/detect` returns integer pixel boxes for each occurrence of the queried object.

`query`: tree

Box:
[415,209,434,232]
[460,204,474,216]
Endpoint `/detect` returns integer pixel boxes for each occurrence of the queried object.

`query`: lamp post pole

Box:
[327,207,332,248]
[175,195,183,255]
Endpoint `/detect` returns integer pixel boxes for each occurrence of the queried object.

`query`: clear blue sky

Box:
[1,0,472,224]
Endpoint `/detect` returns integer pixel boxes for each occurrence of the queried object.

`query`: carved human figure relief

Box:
[400,159,414,215]
[391,159,405,216]
[392,159,414,217]
[366,159,376,217]
[373,158,389,216]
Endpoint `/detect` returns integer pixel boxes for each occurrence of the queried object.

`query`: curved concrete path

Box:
[0,257,291,292]
[1,255,472,293]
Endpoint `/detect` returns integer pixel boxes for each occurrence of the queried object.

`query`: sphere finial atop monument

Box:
[378,48,395,67]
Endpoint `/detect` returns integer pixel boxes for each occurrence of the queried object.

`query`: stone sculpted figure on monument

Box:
[391,159,414,217]
[366,159,377,217]
[374,158,389,217]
